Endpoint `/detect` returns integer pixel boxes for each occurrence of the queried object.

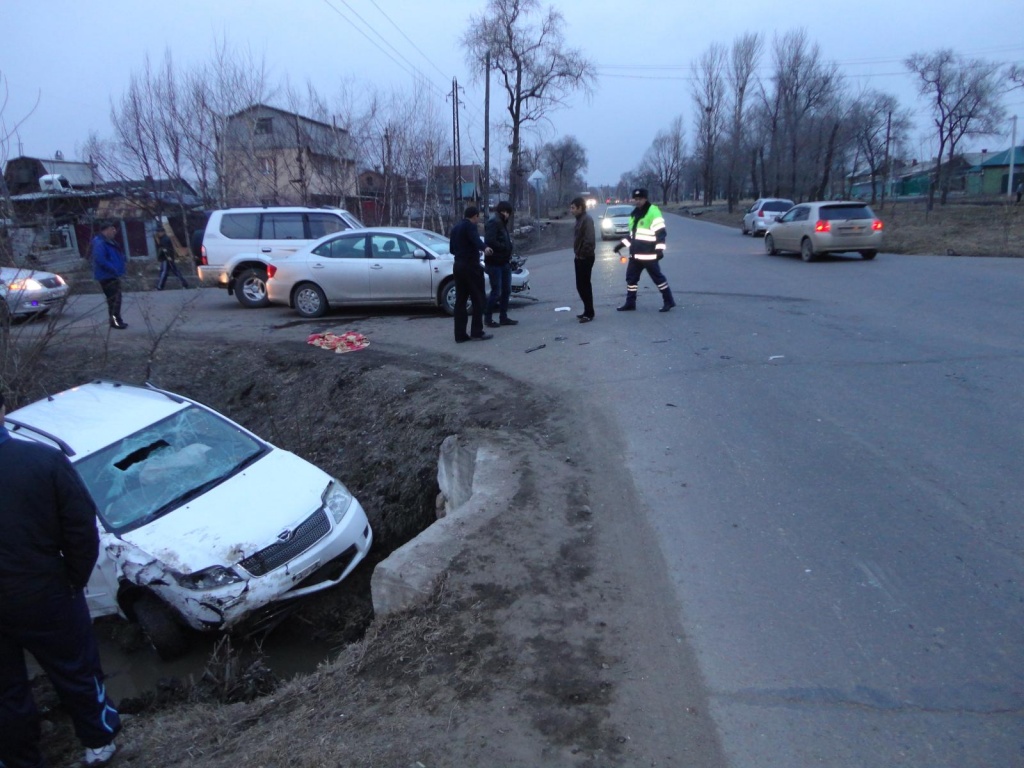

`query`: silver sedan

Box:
[765,201,884,262]
[266,227,530,318]
[1,266,69,318]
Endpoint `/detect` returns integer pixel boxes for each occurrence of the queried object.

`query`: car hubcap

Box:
[242,279,266,303]
[296,288,320,315]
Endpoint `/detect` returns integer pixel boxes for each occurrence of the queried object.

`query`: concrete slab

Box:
[370,433,519,616]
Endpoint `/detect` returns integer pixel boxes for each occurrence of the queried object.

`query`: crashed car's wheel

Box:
[764,234,778,255]
[800,238,818,263]
[860,250,877,260]
[293,282,328,318]
[235,268,270,308]
[134,593,191,661]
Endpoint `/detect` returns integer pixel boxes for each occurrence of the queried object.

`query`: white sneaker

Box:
[83,742,116,766]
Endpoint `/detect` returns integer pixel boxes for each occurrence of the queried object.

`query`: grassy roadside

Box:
[664,200,1024,258]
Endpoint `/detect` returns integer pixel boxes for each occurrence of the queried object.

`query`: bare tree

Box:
[462,0,596,219]
[771,30,841,200]
[906,48,1007,207]
[847,91,912,203]
[691,44,728,205]
[540,135,587,206]
[724,33,762,210]
[642,116,686,204]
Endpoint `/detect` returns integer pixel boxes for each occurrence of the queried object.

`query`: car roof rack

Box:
[4,417,76,456]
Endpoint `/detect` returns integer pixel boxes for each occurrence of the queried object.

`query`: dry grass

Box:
[670,199,1024,258]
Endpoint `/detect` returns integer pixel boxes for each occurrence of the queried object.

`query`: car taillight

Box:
[267,264,277,279]
[872,219,884,231]
[200,245,207,266]
[758,210,765,217]
[814,220,830,233]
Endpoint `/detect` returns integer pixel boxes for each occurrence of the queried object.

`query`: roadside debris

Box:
[307,331,370,353]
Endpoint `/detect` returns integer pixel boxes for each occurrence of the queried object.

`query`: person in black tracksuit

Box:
[449,206,494,343]
[0,391,121,768]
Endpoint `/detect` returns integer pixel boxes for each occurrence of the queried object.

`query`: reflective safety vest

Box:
[619,203,666,261]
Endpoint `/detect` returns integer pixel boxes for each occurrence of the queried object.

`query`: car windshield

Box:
[820,204,874,220]
[606,205,633,217]
[762,201,793,212]
[408,229,451,254]
[74,405,268,534]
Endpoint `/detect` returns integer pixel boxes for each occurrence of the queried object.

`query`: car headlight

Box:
[323,480,354,523]
[176,565,243,590]
[7,278,43,291]
[601,219,612,229]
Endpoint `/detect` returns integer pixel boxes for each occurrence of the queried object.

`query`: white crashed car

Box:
[4,380,373,659]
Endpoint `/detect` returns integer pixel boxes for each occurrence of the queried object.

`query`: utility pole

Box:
[1007,114,1017,201]
[483,52,491,216]
[881,110,892,210]
[451,77,462,222]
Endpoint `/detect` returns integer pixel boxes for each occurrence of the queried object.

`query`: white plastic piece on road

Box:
[555,306,571,311]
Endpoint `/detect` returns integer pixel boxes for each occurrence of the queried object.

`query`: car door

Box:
[367,234,434,302]
[258,212,308,258]
[308,233,372,303]
[774,206,809,251]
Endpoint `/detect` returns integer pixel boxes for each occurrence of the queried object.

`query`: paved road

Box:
[56,212,1024,766]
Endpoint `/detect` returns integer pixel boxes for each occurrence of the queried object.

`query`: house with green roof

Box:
[968,145,1024,196]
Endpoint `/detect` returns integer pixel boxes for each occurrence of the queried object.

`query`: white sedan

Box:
[1,266,69,318]
[266,227,530,318]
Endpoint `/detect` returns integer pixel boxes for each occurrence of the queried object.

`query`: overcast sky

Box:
[3,0,1023,186]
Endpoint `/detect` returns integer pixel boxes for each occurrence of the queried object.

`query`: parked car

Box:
[741,198,795,236]
[765,201,884,262]
[3,380,373,659]
[0,266,69,319]
[197,206,365,308]
[266,227,531,318]
[600,204,634,241]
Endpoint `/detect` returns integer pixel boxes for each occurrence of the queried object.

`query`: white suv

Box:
[4,380,373,659]
[198,206,364,307]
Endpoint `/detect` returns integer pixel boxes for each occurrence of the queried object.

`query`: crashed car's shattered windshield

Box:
[75,405,267,533]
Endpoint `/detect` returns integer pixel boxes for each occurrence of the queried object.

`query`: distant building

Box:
[3,154,100,195]
[221,104,358,207]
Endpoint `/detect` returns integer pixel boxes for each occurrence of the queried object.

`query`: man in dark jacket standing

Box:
[449,206,494,343]
[0,391,121,767]
[483,200,517,328]
[91,221,128,329]
[570,196,596,322]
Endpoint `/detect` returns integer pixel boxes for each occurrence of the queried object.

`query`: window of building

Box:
[255,118,273,135]
[259,157,272,175]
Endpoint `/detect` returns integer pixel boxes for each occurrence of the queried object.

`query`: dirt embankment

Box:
[30,326,654,767]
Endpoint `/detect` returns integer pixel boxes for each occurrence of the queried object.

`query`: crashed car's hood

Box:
[119,449,332,574]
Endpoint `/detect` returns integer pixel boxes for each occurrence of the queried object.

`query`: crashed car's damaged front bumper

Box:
[112,491,373,632]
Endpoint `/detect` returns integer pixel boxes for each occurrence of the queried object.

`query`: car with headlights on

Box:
[266,226,530,318]
[741,198,794,236]
[3,380,373,659]
[599,204,635,241]
[765,201,884,262]
[1,266,69,318]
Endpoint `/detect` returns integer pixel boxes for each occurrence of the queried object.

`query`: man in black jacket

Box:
[0,391,121,767]
[448,206,494,343]
[483,200,517,328]
[570,197,596,322]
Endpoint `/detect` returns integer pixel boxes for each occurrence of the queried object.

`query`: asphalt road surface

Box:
[55,210,1023,766]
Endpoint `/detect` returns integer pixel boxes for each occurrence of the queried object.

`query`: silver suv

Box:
[198,207,364,307]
